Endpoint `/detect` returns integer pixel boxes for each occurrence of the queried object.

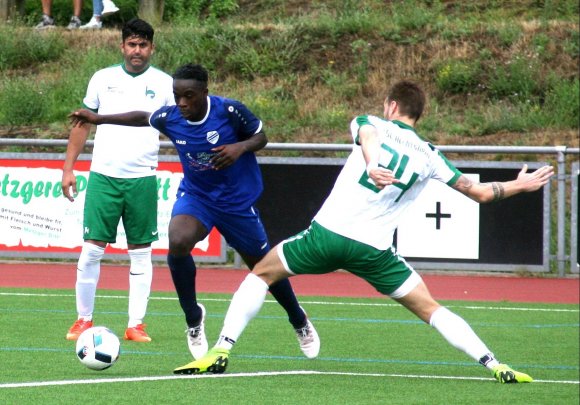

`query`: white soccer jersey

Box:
[314,115,462,250]
[83,64,174,178]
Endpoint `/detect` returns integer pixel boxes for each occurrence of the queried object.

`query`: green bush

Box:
[563,28,579,58]
[164,0,239,20]
[350,39,371,86]
[435,59,481,94]
[155,28,224,73]
[0,28,65,70]
[0,0,577,141]
[388,0,443,32]
[491,24,522,48]
[0,78,49,126]
[487,56,540,101]
[541,76,580,128]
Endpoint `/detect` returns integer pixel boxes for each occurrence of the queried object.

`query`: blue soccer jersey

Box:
[150,95,264,209]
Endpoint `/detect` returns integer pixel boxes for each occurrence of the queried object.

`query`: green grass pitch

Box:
[0,288,578,404]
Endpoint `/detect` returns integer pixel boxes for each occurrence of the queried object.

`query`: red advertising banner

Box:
[0,158,225,261]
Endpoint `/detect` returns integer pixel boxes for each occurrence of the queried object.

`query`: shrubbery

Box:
[0,0,578,144]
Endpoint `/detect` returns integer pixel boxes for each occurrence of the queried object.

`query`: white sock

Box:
[216,273,269,350]
[128,247,153,327]
[75,242,105,320]
[430,307,499,369]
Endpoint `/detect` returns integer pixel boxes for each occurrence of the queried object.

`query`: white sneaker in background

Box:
[102,0,120,17]
[80,16,102,29]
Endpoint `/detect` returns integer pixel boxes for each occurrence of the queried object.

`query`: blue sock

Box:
[269,278,306,329]
[167,254,202,327]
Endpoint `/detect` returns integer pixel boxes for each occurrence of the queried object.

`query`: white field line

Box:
[0,292,578,313]
[1,370,577,389]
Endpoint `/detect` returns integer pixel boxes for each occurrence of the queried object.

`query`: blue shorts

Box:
[171,192,269,258]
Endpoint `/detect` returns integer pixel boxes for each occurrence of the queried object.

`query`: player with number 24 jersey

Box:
[315,115,462,250]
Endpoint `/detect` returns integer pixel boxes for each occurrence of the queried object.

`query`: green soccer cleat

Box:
[492,364,533,383]
[173,347,230,375]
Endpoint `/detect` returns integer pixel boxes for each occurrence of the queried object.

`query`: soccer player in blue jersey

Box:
[70,63,320,362]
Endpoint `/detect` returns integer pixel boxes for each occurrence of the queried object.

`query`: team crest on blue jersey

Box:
[207,131,219,144]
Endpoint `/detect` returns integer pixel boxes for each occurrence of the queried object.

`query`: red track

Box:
[1,262,578,304]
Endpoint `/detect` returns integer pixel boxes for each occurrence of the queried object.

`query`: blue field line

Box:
[1,345,577,372]
[235,354,580,371]
[1,307,578,329]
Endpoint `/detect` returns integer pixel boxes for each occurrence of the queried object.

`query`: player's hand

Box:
[210,144,244,170]
[368,168,399,190]
[61,170,78,202]
[69,109,98,127]
[516,164,554,192]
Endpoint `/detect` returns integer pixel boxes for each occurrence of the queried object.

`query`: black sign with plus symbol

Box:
[425,201,451,230]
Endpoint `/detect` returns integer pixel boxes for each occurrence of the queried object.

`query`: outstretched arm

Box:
[452,164,554,203]
[210,131,268,170]
[70,109,151,127]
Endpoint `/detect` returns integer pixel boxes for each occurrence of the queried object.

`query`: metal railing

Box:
[1,138,578,275]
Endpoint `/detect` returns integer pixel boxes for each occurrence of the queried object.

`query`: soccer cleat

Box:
[102,0,120,16]
[186,303,208,359]
[80,17,102,29]
[295,316,320,359]
[492,364,533,383]
[66,16,82,30]
[35,15,55,30]
[124,323,152,342]
[173,347,230,375]
[66,319,93,340]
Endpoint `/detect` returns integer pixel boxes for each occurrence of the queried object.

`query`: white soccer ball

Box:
[75,326,120,370]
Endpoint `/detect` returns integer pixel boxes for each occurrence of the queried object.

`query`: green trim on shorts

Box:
[282,221,413,295]
[83,172,158,244]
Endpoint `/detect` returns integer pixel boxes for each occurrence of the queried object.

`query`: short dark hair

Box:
[387,81,426,122]
[122,18,154,42]
[172,63,209,84]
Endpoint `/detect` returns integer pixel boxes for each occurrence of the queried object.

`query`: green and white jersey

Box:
[83,64,174,178]
[314,115,462,250]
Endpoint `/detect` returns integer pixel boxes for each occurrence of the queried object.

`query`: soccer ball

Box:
[75,326,120,370]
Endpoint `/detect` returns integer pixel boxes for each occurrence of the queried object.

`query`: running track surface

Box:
[1,262,578,304]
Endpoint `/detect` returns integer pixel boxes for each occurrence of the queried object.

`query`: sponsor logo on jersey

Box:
[207,131,219,144]
[176,139,186,145]
[145,87,156,99]
[186,152,214,171]
[106,86,122,94]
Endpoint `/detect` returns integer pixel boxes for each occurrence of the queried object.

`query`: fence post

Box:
[556,146,567,276]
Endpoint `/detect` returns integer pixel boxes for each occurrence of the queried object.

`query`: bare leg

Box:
[41,0,53,15]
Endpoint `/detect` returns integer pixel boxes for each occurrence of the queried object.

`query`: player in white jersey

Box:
[315,115,461,251]
[175,81,554,383]
[61,18,174,343]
